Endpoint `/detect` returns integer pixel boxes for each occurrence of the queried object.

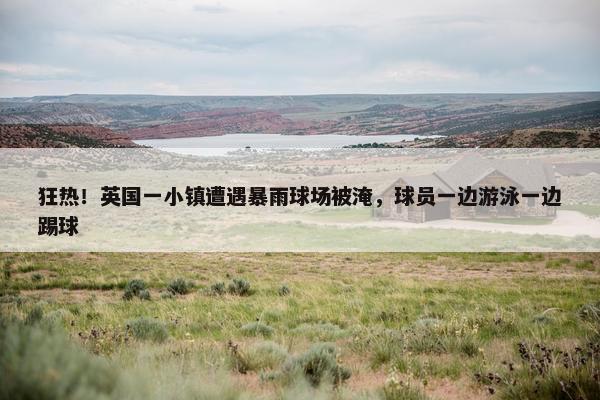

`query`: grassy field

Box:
[1,252,599,400]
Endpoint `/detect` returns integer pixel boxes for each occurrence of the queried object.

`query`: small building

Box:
[375,154,557,223]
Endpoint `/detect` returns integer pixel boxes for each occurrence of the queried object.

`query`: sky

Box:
[0,0,599,97]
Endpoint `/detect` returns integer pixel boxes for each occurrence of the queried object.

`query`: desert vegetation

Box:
[0,252,598,399]
[2,93,600,142]
[0,124,138,148]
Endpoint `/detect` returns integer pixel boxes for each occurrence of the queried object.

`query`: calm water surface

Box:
[135,133,436,156]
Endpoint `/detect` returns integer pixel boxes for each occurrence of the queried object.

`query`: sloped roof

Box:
[403,174,453,193]
[553,162,600,176]
[382,154,556,195]
[382,173,452,196]
[436,153,555,192]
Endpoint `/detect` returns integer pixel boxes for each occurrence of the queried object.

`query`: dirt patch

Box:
[68,253,104,262]
[426,377,488,400]
[345,369,387,392]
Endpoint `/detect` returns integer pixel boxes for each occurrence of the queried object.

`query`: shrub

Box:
[404,316,482,357]
[290,322,348,341]
[44,308,73,325]
[476,341,600,400]
[123,279,148,300]
[138,289,151,301]
[228,341,288,373]
[1,318,248,400]
[413,317,441,328]
[578,301,600,323]
[160,291,175,299]
[210,281,226,295]
[545,259,569,269]
[368,329,404,367]
[381,384,430,400]
[31,273,43,282]
[247,341,288,370]
[381,369,430,400]
[393,354,462,381]
[126,317,169,342]
[167,278,191,295]
[364,317,482,359]
[0,294,22,305]
[240,322,274,337]
[227,340,251,374]
[25,303,44,325]
[228,278,251,296]
[532,314,553,324]
[533,308,561,325]
[0,320,121,399]
[377,310,404,323]
[457,335,480,357]
[403,326,445,354]
[1,257,15,282]
[278,284,291,296]
[501,366,599,400]
[2,265,10,281]
[282,343,351,387]
[575,260,595,271]
[124,278,146,293]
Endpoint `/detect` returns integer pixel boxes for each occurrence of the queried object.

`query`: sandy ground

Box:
[424,211,600,238]
[313,210,600,238]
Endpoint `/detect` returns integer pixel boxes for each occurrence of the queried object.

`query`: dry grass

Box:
[1,252,598,399]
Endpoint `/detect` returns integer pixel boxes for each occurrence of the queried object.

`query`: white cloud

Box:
[0,0,598,96]
[523,65,546,76]
[148,81,184,95]
[379,62,477,84]
[0,63,78,79]
[192,3,230,14]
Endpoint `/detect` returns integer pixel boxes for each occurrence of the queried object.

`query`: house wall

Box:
[376,171,557,222]
[448,172,556,219]
[515,196,557,217]
[376,179,424,222]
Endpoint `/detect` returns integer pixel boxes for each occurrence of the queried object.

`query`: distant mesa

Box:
[483,128,600,148]
[0,93,599,145]
[0,124,139,148]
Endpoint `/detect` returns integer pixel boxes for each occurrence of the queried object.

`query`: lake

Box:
[134,133,436,156]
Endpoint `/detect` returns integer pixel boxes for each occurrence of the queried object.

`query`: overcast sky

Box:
[0,0,599,97]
